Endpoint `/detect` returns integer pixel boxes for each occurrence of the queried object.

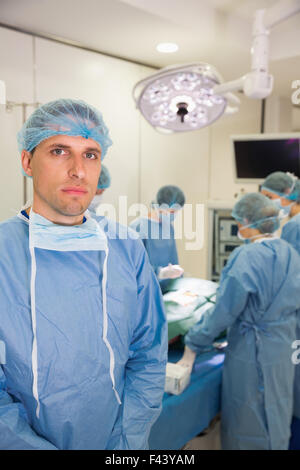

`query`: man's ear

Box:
[21,150,33,177]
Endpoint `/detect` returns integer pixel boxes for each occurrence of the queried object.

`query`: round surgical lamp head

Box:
[133,63,228,133]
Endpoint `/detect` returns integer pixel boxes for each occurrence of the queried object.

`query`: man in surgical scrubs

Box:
[0,99,167,450]
[130,185,185,293]
[177,193,300,450]
[260,171,297,222]
[281,179,300,247]
[280,180,300,449]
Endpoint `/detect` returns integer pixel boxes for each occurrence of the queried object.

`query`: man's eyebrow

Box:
[47,143,71,149]
[47,143,101,153]
[84,147,102,153]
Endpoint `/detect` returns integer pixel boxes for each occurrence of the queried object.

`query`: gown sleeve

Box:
[185,248,257,353]
[281,221,300,256]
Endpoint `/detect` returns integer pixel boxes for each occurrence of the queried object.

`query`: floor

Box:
[182,415,221,450]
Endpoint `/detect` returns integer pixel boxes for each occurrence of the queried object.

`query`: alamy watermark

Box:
[291,340,300,365]
[96,198,205,251]
[291,80,300,105]
[0,340,6,365]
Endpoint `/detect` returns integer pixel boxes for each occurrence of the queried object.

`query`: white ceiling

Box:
[0,0,299,97]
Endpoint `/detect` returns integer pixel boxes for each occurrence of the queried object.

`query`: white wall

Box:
[292,106,300,131]
[209,97,261,201]
[0,28,34,220]
[264,96,293,133]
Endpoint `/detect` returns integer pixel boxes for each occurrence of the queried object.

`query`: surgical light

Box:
[133,63,232,132]
[133,1,300,133]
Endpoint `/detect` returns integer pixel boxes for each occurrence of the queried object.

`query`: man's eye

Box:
[52,148,67,156]
[85,153,97,159]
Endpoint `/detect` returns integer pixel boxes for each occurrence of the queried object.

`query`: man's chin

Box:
[59,202,89,217]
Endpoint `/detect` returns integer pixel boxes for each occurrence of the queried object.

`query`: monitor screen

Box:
[232,134,300,182]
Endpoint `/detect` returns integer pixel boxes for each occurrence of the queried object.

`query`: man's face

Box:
[22,135,102,218]
[261,188,291,207]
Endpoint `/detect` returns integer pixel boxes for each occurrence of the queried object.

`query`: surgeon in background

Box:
[89,164,111,214]
[280,179,300,450]
[260,171,297,221]
[177,193,300,450]
[281,179,300,248]
[130,185,185,293]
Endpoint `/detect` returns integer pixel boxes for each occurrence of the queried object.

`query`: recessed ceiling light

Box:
[156,42,178,53]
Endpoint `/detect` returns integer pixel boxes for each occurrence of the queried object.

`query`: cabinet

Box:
[207,201,243,282]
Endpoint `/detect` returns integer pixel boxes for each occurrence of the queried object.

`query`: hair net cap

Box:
[97,165,111,189]
[261,171,297,200]
[156,185,185,208]
[17,99,112,159]
[232,192,280,234]
[292,180,300,203]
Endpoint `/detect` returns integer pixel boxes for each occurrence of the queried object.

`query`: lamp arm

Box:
[213,2,300,101]
[264,0,300,29]
[213,77,246,95]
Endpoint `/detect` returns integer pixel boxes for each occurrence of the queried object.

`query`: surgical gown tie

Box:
[27,210,121,418]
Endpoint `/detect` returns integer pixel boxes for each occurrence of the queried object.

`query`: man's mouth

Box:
[61,187,88,195]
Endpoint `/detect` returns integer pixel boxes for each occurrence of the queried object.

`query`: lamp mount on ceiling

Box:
[133,0,300,133]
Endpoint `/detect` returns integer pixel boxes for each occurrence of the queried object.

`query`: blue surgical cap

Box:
[261,171,297,201]
[156,185,185,208]
[17,98,112,159]
[232,193,280,234]
[292,180,300,203]
[97,165,111,189]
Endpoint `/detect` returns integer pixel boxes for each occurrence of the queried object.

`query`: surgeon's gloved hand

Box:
[176,346,196,374]
[158,263,184,280]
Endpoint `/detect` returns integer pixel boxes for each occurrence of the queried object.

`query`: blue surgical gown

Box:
[281,214,300,420]
[185,238,300,450]
[0,214,167,450]
[130,217,179,292]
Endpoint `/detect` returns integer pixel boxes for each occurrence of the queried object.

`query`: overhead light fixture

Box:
[133,1,300,133]
[133,63,238,132]
[156,42,179,53]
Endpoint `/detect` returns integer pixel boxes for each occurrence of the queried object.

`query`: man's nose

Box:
[68,154,86,179]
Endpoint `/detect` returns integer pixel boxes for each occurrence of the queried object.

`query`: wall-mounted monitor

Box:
[231,133,300,184]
